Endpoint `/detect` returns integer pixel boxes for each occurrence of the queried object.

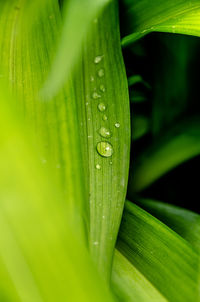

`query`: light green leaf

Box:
[0,0,130,283]
[129,118,200,192]
[134,197,200,253]
[42,0,111,97]
[0,0,88,237]
[112,250,167,302]
[117,201,200,302]
[121,0,200,46]
[0,86,115,302]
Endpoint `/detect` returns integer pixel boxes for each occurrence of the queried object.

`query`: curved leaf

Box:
[112,250,167,302]
[121,0,200,46]
[134,197,200,253]
[117,201,200,302]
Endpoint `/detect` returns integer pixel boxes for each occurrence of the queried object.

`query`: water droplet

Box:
[92,92,101,99]
[98,127,112,138]
[96,164,101,170]
[98,102,106,112]
[98,69,105,78]
[97,142,113,158]
[86,102,89,106]
[94,56,103,64]
[110,161,113,165]
[93,241,99,245]
[115,123,120,128]
[102,114,108,121]
[102,215,106,219]
[90,76,94,82]
[93,18,98,24]
[99,84,106,92]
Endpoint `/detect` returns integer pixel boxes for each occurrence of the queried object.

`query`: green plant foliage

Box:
[117,201,200,302]
[0,0,200,301]
[0,0,88,237]
[134,198,200,252]
[72,1,130,280]
[112,250,167,302]
[0,86,115,302]
[151,35,196,135]
[43,0,111,97]
[121,0,200,46]
[129,118,200,192]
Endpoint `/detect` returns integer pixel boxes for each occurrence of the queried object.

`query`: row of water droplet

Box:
[89,55,120,169]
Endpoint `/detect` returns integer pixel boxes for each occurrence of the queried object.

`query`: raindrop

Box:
[115,122,120,128]
[98,127,112,138]
[99,84,106,92]
[102,114,108,121]
[96,164,101,170]
[98,69,105,78]
[92,92,101,99]
[97,142,113,158]
[94,56,103,64]
[98,102,106,112]
[93,241,99,245]
[90,76,94,82]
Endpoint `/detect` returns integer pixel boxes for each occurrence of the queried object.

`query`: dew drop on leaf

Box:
[102,114,108,121]
[98,127,112,138]
[94,56,103,64]
[92,92,101,99]
[97,142,113,157]
[99,84,106,92]
[115,122,120,128]
[96,164,101,170]
[98,69,105,78]
[98,102,106,112]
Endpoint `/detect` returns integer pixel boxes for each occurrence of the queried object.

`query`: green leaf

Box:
[112,250,167,302]
[0,0,88,237]
[0,0,130,282]
[72,0,130,280]
[151,35,195,135]
[129,118,200,192]
[0,86,115,302]
[117,201,200,302]
[121,0,200,46]
[42,0,111,97]
[134,197,200,253]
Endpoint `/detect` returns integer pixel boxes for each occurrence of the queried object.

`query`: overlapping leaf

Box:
[117,201,200,302]
[121,0,200,46]
[0,86,115,302]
